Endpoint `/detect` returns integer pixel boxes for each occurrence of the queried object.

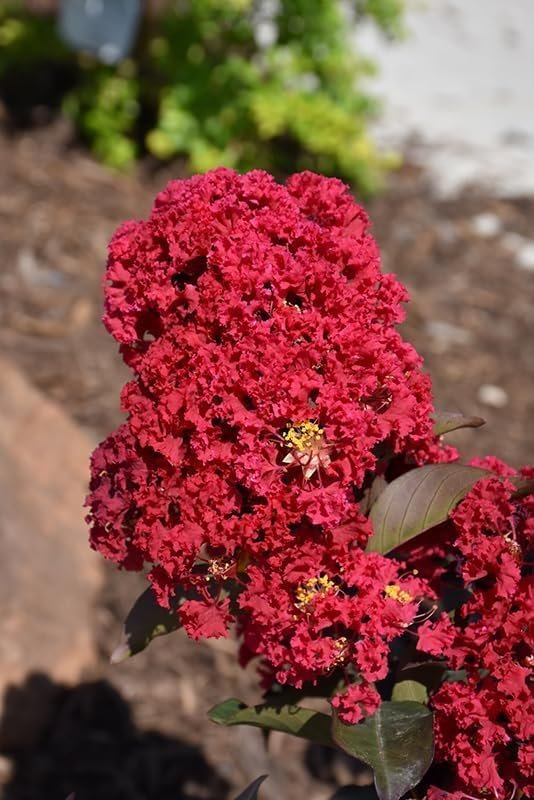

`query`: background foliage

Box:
[0,0,403,191]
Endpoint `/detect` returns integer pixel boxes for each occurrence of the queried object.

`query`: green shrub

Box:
[63,62,141,170]
[0,0,403,192]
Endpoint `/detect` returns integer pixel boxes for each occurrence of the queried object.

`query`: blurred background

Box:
[0,1,532,798]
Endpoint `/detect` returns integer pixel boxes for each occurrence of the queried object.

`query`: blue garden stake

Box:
[58,0,143,64]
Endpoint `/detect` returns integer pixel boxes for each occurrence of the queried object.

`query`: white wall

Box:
[354,0,534,195]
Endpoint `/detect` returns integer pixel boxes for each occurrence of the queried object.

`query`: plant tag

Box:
[58,0,142,64]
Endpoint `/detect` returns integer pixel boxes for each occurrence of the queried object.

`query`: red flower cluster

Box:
[87,168,534,797]
[237,532,430,693]
[87,168,444,701]
[414,461,534,799]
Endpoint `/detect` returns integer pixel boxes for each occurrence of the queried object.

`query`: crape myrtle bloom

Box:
[87,168,447,706]
[235,521,430,692]
[413,460,534,800]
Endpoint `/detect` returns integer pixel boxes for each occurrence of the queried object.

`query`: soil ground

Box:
[0,120,533,800]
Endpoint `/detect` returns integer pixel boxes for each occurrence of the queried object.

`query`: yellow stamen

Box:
[334,636,349,664]
[385,584,413,604]
[208,558,231,578]
[504,536,521,561]
[295,574,335,609]
[281,420,331,480]
[283,420,324,452]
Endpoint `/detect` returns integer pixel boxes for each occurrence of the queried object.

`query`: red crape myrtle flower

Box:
[413,459,534,800]
[87,168,447,704]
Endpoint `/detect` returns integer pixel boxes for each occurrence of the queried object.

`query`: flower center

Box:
[283,420,324,452]
[333,636,349,664]
[385,584,413,604]
[282,420,331,480]
[295,574,335,609]
[207,558,232,579]
[504,535,522,561]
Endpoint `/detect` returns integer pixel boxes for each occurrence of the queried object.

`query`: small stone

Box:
[477,384,509,408]
[436,221,457,245]
[470,212,502,238]
[425,320,471,352]
[501,233,534,271]
[501,232,524,252]
[515,241,534,271]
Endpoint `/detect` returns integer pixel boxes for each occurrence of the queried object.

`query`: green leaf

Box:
[442,669,468,684]
[360,476,388,515]
[391,680,428,704]
[208,699,334,748]
[510,476,534,498]
[366,464,489,554]
[110,586,183,663]
[234,776,268,800]
[332,701,433,800]
[366,464,534,554]
[433,412,485,436]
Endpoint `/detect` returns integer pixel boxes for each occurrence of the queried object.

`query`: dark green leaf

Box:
[366,464,489,554]
[208,699,334,748]
[110,586,183,663]
[366,464,534,554]
[442,669,468,684]
[442,667,489,686]
[332,701,433,800]
[234,775,268,800]
[360,476,388,515]
[433,412,485,436]
[391,680,428,704]
[510,476,534,498]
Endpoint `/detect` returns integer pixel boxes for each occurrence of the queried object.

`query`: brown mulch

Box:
[0,120,533,800]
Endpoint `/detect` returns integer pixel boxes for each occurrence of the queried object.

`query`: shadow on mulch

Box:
[1,675,229,800]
